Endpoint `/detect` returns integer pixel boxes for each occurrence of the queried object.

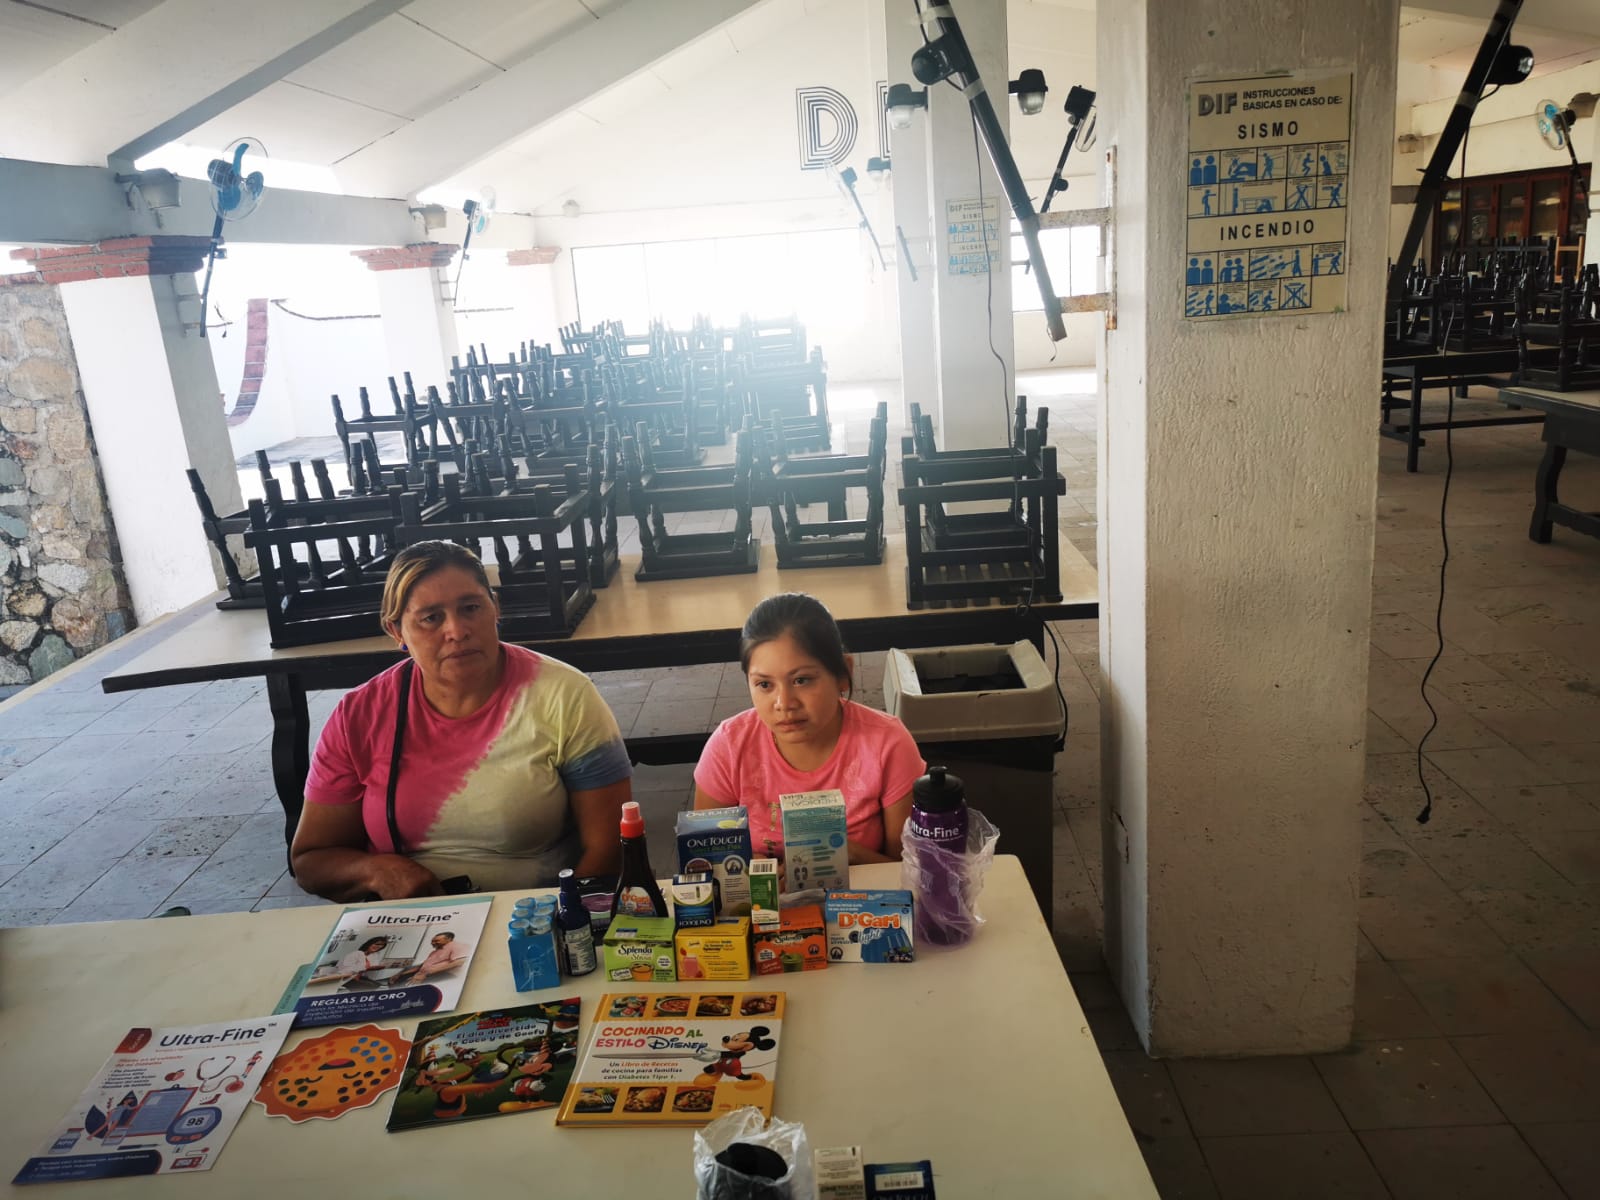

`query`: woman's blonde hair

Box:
[380,541,494,634]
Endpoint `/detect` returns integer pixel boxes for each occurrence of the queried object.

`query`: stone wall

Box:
[0,279,133,686]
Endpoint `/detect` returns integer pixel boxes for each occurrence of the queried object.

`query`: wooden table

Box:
[1380,346,1555,472]
[0,858,1158,1198]
[103,538,1098,855]
[1497,384,1600,545]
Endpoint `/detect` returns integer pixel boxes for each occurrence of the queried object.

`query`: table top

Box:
[103,537,1099,691]
[0,858,1157,1198]
[1498,383,1600,416]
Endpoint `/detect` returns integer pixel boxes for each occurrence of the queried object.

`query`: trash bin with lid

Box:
[883,639,1066,925]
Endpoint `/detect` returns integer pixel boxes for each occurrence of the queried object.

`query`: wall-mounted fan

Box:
[452,186,496,305]
[199,137,267,340]
[1535,99,1573,149]
[1533,98,1590,227]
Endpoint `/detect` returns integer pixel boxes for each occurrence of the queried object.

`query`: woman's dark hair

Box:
[359,936,389,952]
[739,593,852,692]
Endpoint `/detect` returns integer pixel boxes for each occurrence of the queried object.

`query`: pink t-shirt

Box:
[304,644,630,891]
[693,702,924,856]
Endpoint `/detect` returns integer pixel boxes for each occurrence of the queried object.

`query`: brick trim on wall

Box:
[351,242,458,272]
[506,247,562,267]
[8,236,212,285]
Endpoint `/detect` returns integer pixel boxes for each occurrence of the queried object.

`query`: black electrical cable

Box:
[1413,107,1479,826]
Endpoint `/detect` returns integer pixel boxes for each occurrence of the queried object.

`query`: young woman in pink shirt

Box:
[693,593,924,863]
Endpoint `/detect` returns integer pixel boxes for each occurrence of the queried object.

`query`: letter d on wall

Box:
[796,86,859,170]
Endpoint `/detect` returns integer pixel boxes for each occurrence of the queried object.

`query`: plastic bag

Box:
[899,807,1001,946]
[692,1105,813,1200]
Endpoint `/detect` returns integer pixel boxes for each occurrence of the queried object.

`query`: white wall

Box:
[518,0,1102,380]
[1389,57,1599,263]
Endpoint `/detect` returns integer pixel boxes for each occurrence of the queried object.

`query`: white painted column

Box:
[1098,0,1397,1055]
[885,3,938,421]
[353,243,461,391]
[885,0,1016,447]
[33,237,244,620]
[924,0,1015,450]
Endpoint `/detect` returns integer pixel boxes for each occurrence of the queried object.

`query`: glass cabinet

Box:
[1430,165,1590,268]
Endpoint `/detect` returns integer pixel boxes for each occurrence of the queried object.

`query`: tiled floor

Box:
[2,370,1596,1197]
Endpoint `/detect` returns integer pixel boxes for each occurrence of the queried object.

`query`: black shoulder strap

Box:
[385,659,414,855]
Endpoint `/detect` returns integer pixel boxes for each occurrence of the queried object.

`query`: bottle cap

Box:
[619,800,645,838]
[912,764,965,812]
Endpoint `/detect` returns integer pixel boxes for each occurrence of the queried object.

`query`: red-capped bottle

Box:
[610,801,667,919]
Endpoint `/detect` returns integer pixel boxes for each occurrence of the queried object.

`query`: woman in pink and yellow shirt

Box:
[693,593,924,863]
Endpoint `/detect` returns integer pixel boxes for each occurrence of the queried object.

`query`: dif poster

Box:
[1184,70,1353,320]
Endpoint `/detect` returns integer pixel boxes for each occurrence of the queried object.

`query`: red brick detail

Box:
[507,246,562,267]
[10,236,212,282]
[227,298,270,428]
[0,271,46,287]
[351,242,458,272]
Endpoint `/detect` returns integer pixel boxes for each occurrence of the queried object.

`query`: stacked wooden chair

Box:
[621,421,758,581]
[757,401,887,569]
[1514,263,1600,391]
[898,397,1067,607]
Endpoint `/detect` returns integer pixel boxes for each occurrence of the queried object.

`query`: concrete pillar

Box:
[15,236,245,621]
[885,4,937,423]
[885,0,1014,449]
[1097,1,1397,1056]
[351,242,460,390]
[506,247,563,347]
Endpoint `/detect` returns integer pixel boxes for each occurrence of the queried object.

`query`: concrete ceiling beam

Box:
[333,0,768,200]
[0,157,538,249]
[0,0,410,168]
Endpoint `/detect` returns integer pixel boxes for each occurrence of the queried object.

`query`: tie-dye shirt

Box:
[305,644,631,891]
[693,701,924,857]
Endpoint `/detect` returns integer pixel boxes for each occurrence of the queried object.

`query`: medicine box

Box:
[601,916,677,983]
[675,917,751,981]
[815,1145,867,1200]
[750,904,828,975]
[670,873,717,929]
[865,1161,937,1200]
[779,790,850,894]
[676,807,753,916]
[825,891,916,963]
[749,858,780,928]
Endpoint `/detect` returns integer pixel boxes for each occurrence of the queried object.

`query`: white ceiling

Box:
[1399,8,1600,83]
[0,0,1595,213]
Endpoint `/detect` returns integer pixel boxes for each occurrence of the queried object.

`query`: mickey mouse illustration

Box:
[699,1027,775,1082]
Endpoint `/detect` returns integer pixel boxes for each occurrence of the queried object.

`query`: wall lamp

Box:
[886,83,928,129]
[1487,41,1534,86]
[834,166,889,270]
[1009,69,1048,116]
[114,167,182,212]
[866,156,892,183]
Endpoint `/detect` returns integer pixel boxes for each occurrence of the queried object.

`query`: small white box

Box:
[815,1145,867,1200]
[779,790,849,893]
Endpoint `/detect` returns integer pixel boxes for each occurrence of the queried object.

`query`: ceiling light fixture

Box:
[1008,69,1048,116]
[886,83,929,129]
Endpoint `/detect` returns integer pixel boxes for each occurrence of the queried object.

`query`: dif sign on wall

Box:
[1183,70,1354,320]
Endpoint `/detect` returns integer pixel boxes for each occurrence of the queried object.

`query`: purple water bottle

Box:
[910,765,971,945]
